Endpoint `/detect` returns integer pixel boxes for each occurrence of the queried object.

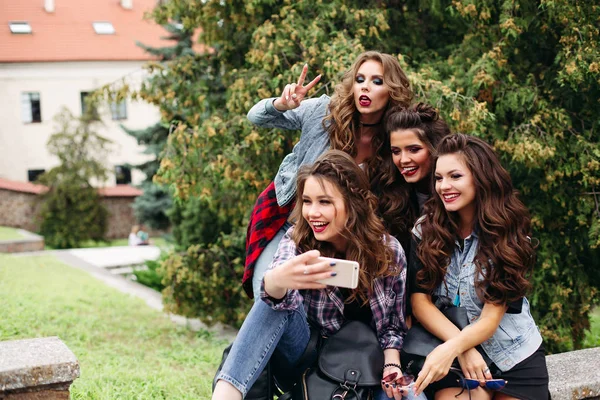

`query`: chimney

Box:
[121,0,133,9]
[44,0,55,13]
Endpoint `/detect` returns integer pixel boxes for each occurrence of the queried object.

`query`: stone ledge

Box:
[548,346,600,399]
[0,337,79,392]
[0,230,44,253]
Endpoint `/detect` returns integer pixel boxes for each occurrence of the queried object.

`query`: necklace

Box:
[359,121,381,127]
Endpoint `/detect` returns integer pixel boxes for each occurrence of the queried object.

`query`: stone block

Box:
[547,347,600,399]
[0,337,80,399]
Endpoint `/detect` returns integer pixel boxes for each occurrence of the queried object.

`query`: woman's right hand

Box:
[263,250,335,299]
[273,64,321,111]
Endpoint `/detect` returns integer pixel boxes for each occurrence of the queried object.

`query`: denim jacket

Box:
[247,95,331,206]
[413,221,543,372]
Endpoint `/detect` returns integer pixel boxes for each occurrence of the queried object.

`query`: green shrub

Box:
[39,183,108,249]
[160,227,250,329]
[134,256,166,292]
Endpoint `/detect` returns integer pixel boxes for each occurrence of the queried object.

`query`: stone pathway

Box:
[13,246,238,342]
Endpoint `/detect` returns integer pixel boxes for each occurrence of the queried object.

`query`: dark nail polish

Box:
[385,383,389,388]
[330,262,336,266]
[331,272,337,276]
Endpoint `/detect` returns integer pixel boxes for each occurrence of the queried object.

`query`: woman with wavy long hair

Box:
[409,134,549,400]
[213,150,410,400]
[244,51,412,301]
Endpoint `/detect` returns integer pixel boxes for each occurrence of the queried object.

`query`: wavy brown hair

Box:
[371,103,450,250]
[323,51,413,184]
[291,150,397,304]
[416,134,536,304]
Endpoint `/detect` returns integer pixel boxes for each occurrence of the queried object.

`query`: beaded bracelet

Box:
[382,363,402,371]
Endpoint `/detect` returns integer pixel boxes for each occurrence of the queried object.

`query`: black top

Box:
[407,237,523,315]
[339,288,373,324]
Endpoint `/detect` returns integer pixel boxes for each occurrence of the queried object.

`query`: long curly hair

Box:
[291,150,397,304]
[416,134,536,304]
[371,103,450,250]
[323,51,413,184]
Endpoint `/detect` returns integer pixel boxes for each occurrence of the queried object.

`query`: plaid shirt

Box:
[242,181,294,298]
[261,227,408,351]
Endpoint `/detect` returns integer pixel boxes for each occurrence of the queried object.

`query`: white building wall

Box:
[0,61,161,185]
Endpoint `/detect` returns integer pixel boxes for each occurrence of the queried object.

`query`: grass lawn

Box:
[0,226,26,241]
[0,254,228,399]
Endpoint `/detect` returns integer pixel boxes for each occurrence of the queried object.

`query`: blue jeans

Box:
[251,223,291,302]
[216,299,315,397]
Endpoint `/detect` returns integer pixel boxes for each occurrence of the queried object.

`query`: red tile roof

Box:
[0,178,47,194]
[0,0,207,63]
[97,184,143,197]
[0,178,142,197]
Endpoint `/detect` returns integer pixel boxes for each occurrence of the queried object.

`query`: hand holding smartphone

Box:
[306,256,359,289]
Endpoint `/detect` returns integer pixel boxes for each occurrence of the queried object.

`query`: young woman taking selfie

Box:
[213,150,413,400]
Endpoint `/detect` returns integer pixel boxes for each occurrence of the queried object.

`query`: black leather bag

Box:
[401,296,492,375]
[292,320,384,400]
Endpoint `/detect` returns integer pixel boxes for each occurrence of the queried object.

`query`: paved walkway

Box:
[14,246,238,342]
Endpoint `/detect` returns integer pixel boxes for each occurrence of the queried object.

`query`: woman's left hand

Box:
[413,341,458,396]
[381,365,407,400]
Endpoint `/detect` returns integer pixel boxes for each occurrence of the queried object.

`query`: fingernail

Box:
[329,262,336,266]
[385,383,389,388]
[331,272,337,276]
[285,95,289,100]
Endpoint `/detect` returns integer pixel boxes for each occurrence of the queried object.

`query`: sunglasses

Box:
[381,371,415,389]
[449,367,507,399]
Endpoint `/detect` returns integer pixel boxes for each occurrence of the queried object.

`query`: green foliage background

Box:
[116,0,599,349]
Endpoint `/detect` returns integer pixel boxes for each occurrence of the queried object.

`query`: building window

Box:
[9,22,32,34]
[80,92,99,119]
[93,22,115,35]
[110,100,127,120]
[115,165,131,185]
[21,92,41,123]
[28,169,45,182]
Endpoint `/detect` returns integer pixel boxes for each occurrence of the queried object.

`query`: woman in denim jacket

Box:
[214,150,418,400]
[243,51,413,301]
[410,134,549,400]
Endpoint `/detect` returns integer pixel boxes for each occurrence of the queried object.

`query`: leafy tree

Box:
[38,107,111,249]
[128,0,598,351]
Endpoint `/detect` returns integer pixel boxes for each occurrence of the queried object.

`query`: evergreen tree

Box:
[39,106,111,248]
[121,22,198,230]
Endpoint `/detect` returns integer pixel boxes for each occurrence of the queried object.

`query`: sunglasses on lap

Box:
[449,367,507,399]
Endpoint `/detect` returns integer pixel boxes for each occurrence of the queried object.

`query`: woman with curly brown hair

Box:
[244,51,413,302]
[409,134,549,400]
[213,150,410,400]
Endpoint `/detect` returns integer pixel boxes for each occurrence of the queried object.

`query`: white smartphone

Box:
[308,256,360,289]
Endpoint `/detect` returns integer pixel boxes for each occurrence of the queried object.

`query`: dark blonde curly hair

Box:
[291,150,397,304]
[323,51,413,185]
[417,134,536,304]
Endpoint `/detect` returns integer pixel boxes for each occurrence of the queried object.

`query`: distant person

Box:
[128,225,142,246]
[137,225,150,246]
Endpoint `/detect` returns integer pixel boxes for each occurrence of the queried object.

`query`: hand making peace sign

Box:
[273,64,321,111]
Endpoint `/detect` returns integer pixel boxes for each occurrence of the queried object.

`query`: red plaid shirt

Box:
[243,181,294,298]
